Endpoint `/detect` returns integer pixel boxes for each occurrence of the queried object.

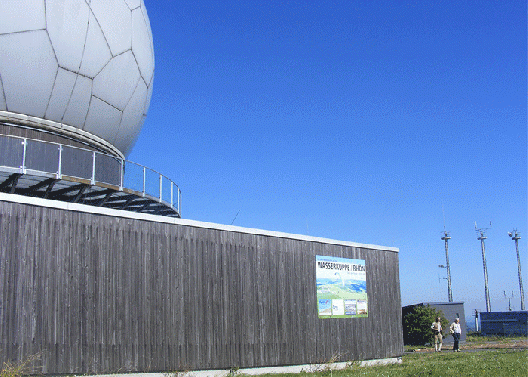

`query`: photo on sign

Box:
[316,255,367,318]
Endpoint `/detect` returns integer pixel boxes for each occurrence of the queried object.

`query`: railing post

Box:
[21,138,27,174]
[142,166,146,197]
[120,159,124,191]
[57,144,62,178]
[178,187,181,216]
[91,151,96,185]
[170,181,174,208]
[159,174,162,202]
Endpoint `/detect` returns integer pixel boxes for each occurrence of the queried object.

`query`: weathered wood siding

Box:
[0,199,403,374]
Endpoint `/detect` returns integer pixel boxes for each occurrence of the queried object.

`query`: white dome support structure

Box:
[0,133,181,218]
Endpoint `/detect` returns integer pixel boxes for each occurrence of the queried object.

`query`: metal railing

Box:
[0,134,181,216]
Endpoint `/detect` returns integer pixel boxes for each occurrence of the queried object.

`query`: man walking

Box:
[431,317,443,352]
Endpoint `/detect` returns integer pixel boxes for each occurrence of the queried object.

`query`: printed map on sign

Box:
[316,255,368,318]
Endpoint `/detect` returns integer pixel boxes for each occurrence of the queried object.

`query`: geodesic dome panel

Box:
[0,31,58,118]
[0,0,155,157]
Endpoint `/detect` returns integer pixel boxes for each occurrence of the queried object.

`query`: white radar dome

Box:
[0,0,155,157]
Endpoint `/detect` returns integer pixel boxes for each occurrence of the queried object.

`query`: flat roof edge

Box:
[0,192,399,252]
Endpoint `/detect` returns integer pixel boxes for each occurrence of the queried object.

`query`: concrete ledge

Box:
[85,358,402,377]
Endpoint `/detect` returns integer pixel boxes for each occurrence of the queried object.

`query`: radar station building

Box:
[0,1,403,374]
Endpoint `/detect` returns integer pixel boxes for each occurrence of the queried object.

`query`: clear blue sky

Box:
[130,0,527,316]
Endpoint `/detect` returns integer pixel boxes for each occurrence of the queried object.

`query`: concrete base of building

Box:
[85,358,402,377]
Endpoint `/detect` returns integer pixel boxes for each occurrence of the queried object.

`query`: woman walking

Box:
[450,318,462,352]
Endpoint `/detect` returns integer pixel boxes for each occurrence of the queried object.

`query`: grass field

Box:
[465,333,527,345]
[239,350,527,377]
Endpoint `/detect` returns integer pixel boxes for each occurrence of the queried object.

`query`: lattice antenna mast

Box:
[441,231,453,302]
[475,222,491,312]
[508,229,525,310]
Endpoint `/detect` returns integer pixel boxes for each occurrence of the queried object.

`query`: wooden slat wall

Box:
[0,200,403,374]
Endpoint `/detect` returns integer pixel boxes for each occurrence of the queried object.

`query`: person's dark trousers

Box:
[453,333,460,351]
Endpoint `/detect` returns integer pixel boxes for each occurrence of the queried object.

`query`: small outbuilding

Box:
[403,302,466,344]
[479,311,528,336]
